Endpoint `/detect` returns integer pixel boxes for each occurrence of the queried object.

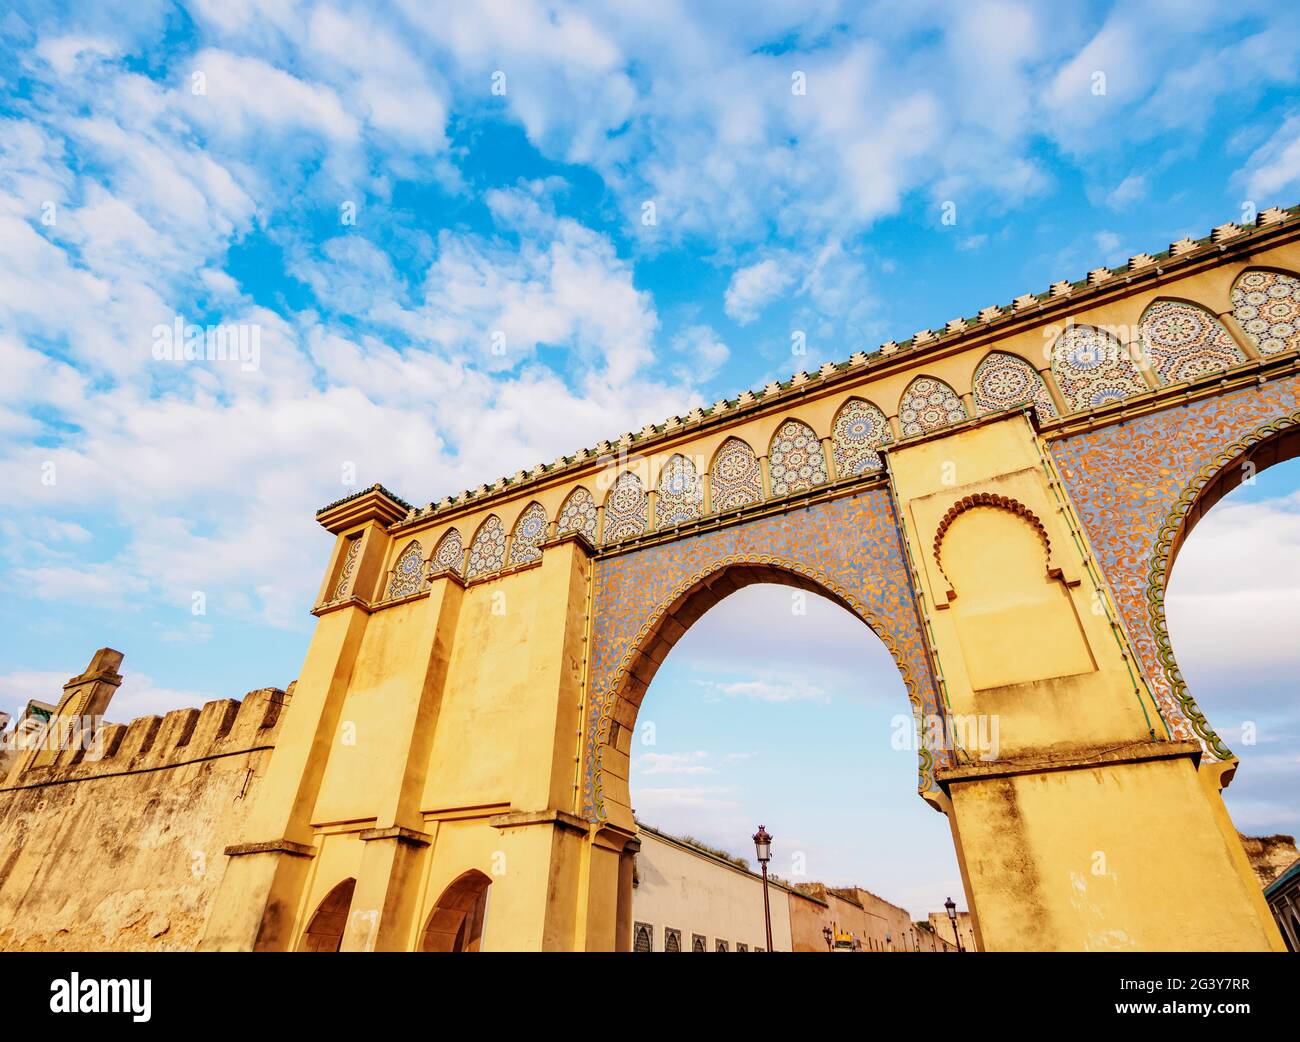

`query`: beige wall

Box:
[631,827,796,951]
[0,665,287,952]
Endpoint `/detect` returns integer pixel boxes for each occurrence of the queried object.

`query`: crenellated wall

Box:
[0,657,288,952]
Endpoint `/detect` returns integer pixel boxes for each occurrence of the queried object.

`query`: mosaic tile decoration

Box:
[507,502,549,566]
[1050,372,1300,757]
[386,539,425,599]
[832,398,892,476]
[583,487,942,821]
[603,471,648,544]
[710,436,763,511]
[1232,268,1300,356]
[431,527,464,575]
[898,376,966,437]
[767,418,828,496]
[656,454,703,528]
[556,486,598,543]
[973,351,1057,419]
[331,535,361,599]
[467,515,506,576]
[1051,324,1148,412]
[1139,300,1247,385]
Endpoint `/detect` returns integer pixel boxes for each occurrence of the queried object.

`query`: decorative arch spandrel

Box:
[1048,371,1300,757]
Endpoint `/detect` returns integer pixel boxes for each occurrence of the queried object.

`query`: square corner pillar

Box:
[940,743,1286,951]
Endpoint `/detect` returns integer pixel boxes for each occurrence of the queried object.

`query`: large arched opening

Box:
[603,561,964,952]
[1159,419,1300,859]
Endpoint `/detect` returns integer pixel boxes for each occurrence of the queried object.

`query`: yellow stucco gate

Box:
[128,213,1300,950]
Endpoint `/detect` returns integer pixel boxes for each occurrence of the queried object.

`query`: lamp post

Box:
[753,825,773,952]
[822,925,833,951]
[944,896,964,952]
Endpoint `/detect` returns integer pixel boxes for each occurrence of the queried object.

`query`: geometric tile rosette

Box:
[431,528,464,575]
[832,398,892,476]
[898,376,966,437]
[656,454,703,528]
[1138,300,1246,385]
[583,487,941,822]
[1049,372,1300,759]
[603,471,649,543]
[1051,324,1148,412]
[556,486,598,542]
[973,351,1057,419]
[386,539,425,599]
[467,515,507,576]
[507,501,549,566]
[768,418,827,496]
[1231,268,1300,356]
[710,437,763,511]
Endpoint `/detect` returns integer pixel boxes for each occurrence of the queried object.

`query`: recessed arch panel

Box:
[386,540,425,599]
[973,351,1057,418]
[507,502,549,565]
[767,418,827,496]
[1050,324,1147,412]
[831,397,892,476]
[467,515,506,576]
[656,454,703,528]
[1231,267,1300,356]
[898,376,966,437]
[1139,299,1247,385]
[710,437,763,512]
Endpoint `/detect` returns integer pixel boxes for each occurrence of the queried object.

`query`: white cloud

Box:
[725,258,796,324]
[1240,113,1300,202]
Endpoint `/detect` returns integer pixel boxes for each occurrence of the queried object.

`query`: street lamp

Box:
[753,825,773,952]
[944,896,964,953]
[822,925,833,951]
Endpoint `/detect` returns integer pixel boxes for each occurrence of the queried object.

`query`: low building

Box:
[631,823,959,952]
[1264,859,1300,951]
[928,909,977,952]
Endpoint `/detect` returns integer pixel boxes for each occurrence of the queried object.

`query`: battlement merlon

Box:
[2,648,289,788]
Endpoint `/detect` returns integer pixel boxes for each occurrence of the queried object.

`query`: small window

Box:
[716,939,728,952]
[692,934,706,952]
[736,942,748,952]
[633,922,652,953]
[665,928,681,952]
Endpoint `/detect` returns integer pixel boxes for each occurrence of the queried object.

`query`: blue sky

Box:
[2,2,1300,915]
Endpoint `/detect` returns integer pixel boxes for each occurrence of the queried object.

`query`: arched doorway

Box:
[421,870,492,952]
[298,878,356,952]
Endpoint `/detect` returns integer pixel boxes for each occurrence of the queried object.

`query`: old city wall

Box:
[0,668,287,951]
